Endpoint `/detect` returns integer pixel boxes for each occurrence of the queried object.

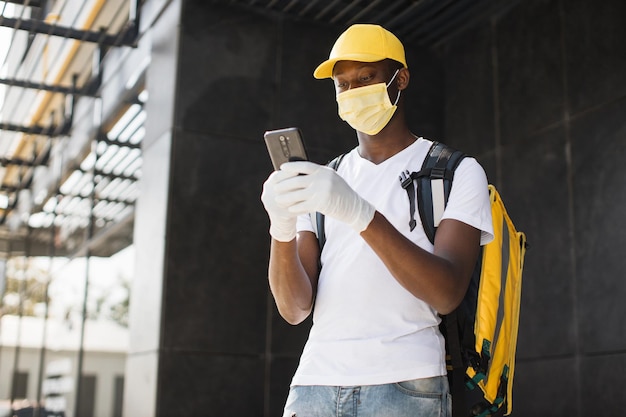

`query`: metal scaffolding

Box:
[0,0,143,258]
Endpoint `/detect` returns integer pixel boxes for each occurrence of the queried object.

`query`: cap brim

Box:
[313,53,390,79]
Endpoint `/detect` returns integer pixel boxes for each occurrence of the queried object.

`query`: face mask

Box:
[336,69,401,135]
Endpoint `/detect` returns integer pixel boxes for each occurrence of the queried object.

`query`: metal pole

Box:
[73,137,97,417]
[34,135,63,417]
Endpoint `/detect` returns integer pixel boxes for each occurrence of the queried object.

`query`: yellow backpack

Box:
[400,142,527,417]
[315,141,527,417]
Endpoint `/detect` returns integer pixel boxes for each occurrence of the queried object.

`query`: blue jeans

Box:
[282,376,451,417]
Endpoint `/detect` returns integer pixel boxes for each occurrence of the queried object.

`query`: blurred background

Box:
[0,0,624,416]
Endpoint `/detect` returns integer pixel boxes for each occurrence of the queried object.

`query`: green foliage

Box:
[1,257,49,317]
[1,256,131,328]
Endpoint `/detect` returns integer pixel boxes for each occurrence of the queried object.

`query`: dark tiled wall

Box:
[442,0,626,415]
[145,3,444,417]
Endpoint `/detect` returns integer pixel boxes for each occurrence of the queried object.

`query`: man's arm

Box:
[275,160,484,316]
[267,231,320,325]
[361,213,480,315]
[261,168,321,325]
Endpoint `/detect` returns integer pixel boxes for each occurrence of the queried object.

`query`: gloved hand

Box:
[277,161,375,233]
[261,169,301,242]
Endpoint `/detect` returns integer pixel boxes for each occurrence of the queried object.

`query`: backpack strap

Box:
[446,310,469,417]
[399,141,466,244]
[314,153,346,251]
[399,142,468,417]
[319,142,465,248]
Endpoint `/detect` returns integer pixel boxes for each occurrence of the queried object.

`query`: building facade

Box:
[0,0,624,416]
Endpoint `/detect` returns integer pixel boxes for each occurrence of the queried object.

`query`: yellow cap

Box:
[313,24,407,79]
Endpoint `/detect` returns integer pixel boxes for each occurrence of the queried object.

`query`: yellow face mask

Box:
[336,69,401,135]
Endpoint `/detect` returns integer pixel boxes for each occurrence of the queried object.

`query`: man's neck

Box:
[356,124,416,165]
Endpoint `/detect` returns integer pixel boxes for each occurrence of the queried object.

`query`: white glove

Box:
[261,169,300,242]
[277,161,375,233]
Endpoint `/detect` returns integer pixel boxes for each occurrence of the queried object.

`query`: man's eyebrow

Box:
[333,63,379,77]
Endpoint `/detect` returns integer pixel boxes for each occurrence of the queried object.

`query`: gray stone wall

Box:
[442,0,626,415]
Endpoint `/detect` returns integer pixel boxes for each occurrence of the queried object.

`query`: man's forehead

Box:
[333,60,385,76]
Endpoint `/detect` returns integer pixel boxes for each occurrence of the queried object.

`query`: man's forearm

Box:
[268,239,315,325]
[360,212,480,314]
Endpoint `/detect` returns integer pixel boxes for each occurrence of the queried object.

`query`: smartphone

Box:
[263,127,309,170]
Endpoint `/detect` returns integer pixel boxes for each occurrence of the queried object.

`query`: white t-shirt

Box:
[293,137,494,387]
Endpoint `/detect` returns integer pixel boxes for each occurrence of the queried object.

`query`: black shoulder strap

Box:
[315,154,346,251]
[445,310,468,417]
[412,145,469,417]
[399,141,466,244]
[319,143,466,249]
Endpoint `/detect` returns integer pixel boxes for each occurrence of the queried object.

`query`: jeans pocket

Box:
[393,376,446,399]
[445,393,452,417]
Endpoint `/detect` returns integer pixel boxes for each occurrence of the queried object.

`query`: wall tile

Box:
[495,0,564,144]
[162,130,271,354]
[270,308,311,356]
[580,353,626,416]
[442,22,495,160]
[122,351,159,417]
[125,2,179,415]
[564,0,626,115]
[403,43,444,142]
[128,130,172,354]
[500,126,576,359]
[270,357,300,416]
[139,0,176,33]
[157,351,265,416]
[512,357,579,417]
[142,0,180,150]
[176,3,276,140]
[570,98,626,354]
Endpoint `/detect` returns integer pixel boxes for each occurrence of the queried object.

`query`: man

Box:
[261,24,494,417]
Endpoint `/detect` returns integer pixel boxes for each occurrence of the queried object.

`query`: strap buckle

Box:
[430,166,446,179]
[399,170,413,189]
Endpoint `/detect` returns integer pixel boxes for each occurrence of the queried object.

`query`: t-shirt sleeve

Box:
[441,157,494,246]
[296,212,315,233]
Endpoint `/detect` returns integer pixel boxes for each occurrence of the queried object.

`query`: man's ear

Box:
[397,67,410,91]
